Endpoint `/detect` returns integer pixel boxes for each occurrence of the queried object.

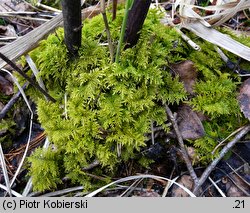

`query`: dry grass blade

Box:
[212,126,245,154]
[162,176,179,197]
[182,21,250,61]
[25,55,46,91]
[119,178,143,197]
[22,178,33,197]
[85,174,196,197]
[39,186,84,197]
[23,137,51,196]
[0,144,12,196]
[208,177,226,197]
[0,183,23,197]
[1,69,34,188]
[174,0,250,61]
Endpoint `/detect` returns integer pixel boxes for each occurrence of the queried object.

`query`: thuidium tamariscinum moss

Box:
[20,9,249,191]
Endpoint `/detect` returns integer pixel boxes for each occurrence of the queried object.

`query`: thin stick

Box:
[192,124,250,195]
[101,0,114,62]
[82,160,100,171]
[0,53,56,102]
[165,104,199,186]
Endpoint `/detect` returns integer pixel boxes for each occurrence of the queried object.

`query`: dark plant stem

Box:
[112,0,117,20]
[61,0,82,56]
[124,0,151,49]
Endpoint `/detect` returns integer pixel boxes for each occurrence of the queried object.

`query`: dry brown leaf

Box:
[0,25,17,37]
[225,174,250,197]
[0,26,7,34]
[0,74,13,95]
[170,60,197,95]
[238,78,250,120]
[187,146,199,162]
[171,175,194,197]
[177,104,205,140]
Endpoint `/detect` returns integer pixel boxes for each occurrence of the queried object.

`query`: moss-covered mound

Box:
[24,9,249,191]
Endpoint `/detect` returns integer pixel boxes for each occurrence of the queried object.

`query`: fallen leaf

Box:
[171,175,193,197]
[177,104,205,140]
[238,78,250,120]
[0,75,13,95]
[225,174,249,197]
[0,26,7,34]
[0,25,17,37]
[170,60,197,95]
[187,146,199,162]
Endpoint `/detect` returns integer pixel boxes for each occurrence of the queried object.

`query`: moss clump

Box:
[25,9,249,191]
[27,10,187,191]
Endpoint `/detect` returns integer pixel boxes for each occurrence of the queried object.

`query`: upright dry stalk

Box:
[101,0,114,62]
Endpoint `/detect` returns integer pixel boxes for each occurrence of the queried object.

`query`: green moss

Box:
[24,9,249,191]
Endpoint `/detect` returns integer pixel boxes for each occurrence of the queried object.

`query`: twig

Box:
[192,124,250,195]
[82,160,100,171]
[100,0,114,62]
[164,104,199,186]
[0,53,56,102]
[0,13,49,22]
